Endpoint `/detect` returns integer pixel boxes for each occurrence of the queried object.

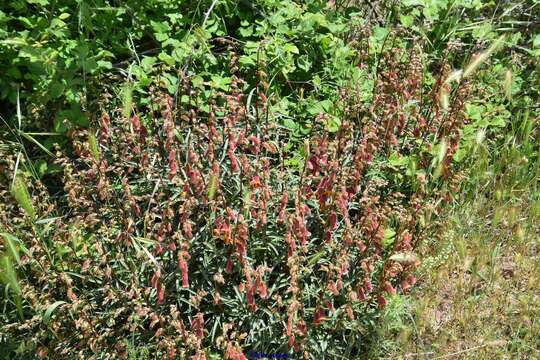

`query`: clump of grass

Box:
[384,103,539,358]
[393,192,539,358]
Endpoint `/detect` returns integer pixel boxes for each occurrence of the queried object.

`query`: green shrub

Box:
[0,35,482,356]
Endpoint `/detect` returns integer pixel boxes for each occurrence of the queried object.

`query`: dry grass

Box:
[385,191,540,359]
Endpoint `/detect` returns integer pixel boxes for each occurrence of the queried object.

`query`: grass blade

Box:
[0,232,27,265]
[0,254,23,318]
[43,301,67,323]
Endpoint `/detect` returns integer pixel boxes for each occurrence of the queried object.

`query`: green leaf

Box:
[43,301,66,323]
[400,14,414,28]
[372,26,390,43]
[389,153,408,167]
[239,25,253,37]
[0,233,24,265]
[327,115,341,133]
[0,255,23,318]
[308,250,326,266]
[49,81,64,99]
[150,20,170,34]
[158,52,175,66]
[283,43,299,54]
[308,99,332,115]
[122,84,133,119]
[36,160,48,178]
[0,38,27,46]
[210,75,231,90]
[11,176,35,219]
[88,132,100,161]
[97,60,112,69]
[297,55,311,72]
[383,228,396,249]
[141,56,157,71]
[27,0,49,5]
[239,55,256,66]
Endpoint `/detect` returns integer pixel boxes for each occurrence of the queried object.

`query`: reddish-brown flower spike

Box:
[285,230,296,257]
[225,257,234,274]
[313,307,326,326]
[131,114,141,132]
[192,312,205,339]
[324,230,332,243]
[329,211,338,230]
[287,315,294,337]
[168,148,177,172]
[225,343,248,360]
[250,175,262,189]
[151,269,161,289]
[239,154,251,176]
[258,281,268,299]
[337,269,343,291]
[178,251,189,288]
[192,351,206,360]
[328,280,339,296]
[229,151,239,172]
[377,295,387,309]
[399,231,413,251]
[183,222,193,240]
[325,300,334,312]
[345,304,354,320]
[278,192,289,224]
[100,112,111,141]
[297,319,307,336]
[157,284,165,305]
[383,281,396,295]
[248,134,261,154]
[364,277,373,293]
[246,284,257,311]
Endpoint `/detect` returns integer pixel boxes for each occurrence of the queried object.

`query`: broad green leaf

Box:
[327,115,341,133]
[283,43,299,54]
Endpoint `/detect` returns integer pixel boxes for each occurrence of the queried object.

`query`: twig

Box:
[202,0,219,28]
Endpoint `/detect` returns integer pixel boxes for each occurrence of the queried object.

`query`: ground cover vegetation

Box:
[0,0,538,358]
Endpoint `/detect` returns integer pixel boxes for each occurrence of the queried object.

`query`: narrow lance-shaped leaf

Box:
[122,83,133,119]
[504,69,512,101]
[11,176,35,219]
[0,232,25,265]
[43,301,67,323]
[88,132,100,161]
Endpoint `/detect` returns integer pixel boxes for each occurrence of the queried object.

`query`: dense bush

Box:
[0,36,479,357]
